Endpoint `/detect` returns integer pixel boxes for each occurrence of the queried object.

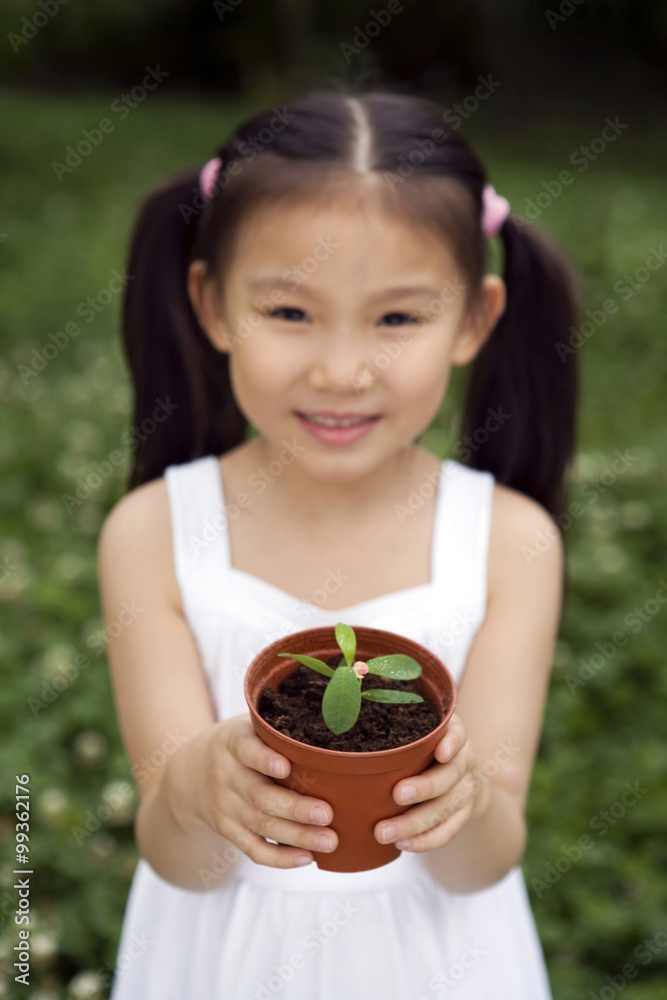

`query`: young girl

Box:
[98,87,578,1000]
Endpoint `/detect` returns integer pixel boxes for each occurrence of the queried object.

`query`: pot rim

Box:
[244,625,457,760]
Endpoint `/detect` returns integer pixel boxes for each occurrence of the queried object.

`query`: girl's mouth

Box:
[295,411,381,445]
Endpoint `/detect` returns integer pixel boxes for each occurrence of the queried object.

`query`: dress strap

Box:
[431,459,496,615]
[164,454,231,618]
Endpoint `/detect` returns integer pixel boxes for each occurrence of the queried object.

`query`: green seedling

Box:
[278,622,424,735]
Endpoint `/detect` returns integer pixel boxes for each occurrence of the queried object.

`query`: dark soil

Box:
[257,656,441,752]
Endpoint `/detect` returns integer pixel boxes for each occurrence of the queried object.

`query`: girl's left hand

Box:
[374,711,493,852]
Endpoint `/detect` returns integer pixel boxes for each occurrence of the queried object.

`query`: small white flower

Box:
[38,788,69,823]
[89,833,117,860]
[32,932,58,962]
[621,500,652,530]
[101,780,135,824]
[39,644,77,682]
[595,543,628,575]
[67,970,103,999]
[73,730,108,766]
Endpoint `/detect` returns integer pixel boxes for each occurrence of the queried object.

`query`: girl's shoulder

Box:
[487,482,563,598]
[98,475,181,613]
[99,474,170,549]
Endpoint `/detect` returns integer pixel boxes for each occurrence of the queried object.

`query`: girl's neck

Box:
[238,438,425,525]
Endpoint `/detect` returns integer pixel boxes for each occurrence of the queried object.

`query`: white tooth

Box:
[307,414,367,427]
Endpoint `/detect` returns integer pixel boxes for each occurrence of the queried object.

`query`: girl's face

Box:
[189,189,505,486]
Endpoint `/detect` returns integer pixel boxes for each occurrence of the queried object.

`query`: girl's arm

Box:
[98,478,240,891]
[376,484,564,893]
[98,479,337,892]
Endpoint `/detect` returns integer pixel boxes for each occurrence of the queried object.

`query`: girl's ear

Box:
[187,259,233,353]
[451,274,506,367]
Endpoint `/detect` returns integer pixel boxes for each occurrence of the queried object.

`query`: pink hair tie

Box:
[481,184,510,238]
[199,156,222,200]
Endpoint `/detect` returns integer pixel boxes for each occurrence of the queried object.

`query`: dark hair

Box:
[122,86,579,518]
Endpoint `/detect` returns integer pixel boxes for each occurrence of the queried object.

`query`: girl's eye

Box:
[378,312,423,327]
[262,308,423,326]
[264,307,308,322]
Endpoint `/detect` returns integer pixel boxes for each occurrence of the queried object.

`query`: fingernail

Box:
[381,824,397,843]
[399,784,416,804]
[310,806,329,824]
[294,855,312,867]
[441,739,455,762]
[396,839,413,850]
[316,834,334,852]
[270,759,287,778]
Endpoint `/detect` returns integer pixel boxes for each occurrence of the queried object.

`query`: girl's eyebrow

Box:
[247,275,439,301]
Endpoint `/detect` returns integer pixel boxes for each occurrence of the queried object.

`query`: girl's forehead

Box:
[230,193,458,280]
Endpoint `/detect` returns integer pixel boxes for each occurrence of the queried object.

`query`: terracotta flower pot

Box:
[244,625,456,873]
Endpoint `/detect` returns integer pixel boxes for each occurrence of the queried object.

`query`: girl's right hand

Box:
[191,713,339,869]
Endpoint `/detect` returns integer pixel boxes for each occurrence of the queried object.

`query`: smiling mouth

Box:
[295,411,381,428]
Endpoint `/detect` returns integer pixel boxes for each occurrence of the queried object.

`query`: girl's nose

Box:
[307,333,372,393]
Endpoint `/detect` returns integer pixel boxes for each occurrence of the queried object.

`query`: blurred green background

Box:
[1,2,666,998]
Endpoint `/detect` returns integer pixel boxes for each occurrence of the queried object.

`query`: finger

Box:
[394,798,474,853]
[244,772,334,827]
[237,799,339,856]
[377,774,475,844]
[224,819,316,870]
[393,737,474,806]
[433,711,467,764]
[224,718,293,781]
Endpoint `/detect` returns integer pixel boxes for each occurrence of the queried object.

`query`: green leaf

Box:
[277,652,334,677]
[361,689,424,703]
[366,654,422,680]
[322,665,362,734]
[335,622,357,667]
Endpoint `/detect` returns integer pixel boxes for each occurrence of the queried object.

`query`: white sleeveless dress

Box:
[109,454,554,1000]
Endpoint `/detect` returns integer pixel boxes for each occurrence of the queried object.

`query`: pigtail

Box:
[122,169,246,489]
[461,217,580,518]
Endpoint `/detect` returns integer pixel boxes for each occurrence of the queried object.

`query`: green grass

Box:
[0,89,666,999]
